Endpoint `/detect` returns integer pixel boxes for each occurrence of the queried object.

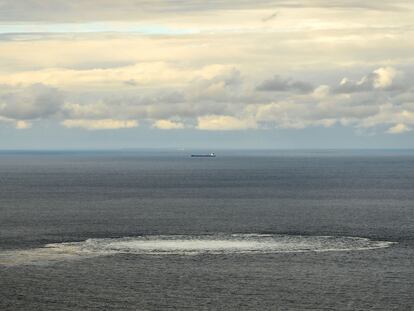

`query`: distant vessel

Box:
[191,153,216,158]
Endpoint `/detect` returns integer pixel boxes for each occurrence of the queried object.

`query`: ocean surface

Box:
[0,150,413,310]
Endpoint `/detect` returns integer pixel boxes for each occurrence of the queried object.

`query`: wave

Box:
[0,234,395,266]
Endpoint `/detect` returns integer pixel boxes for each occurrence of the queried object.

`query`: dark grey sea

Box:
[0,150,413,310]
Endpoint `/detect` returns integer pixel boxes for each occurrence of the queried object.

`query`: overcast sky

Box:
[1,0,414,149]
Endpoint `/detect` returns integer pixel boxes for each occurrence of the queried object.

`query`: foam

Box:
[0,234,396,266]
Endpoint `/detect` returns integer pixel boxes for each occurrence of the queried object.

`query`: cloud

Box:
[197,115,257,131]
[372,67,397,88]
[355,102,414,131]
[0,116,32,129]
[257,75,314,94]
[62,119,138,130]
[153,119,185,130]
[187,68,243,102]
[0,0,278,22]
[0,0,412,149]
[0,62,241,91]
[0,84,63,120]
[262,12,278,22]
[0,65,413,136]
[252,101,338,129]
[0,1,409,23]
[332,67,398,94]
[0,15,413,139]
[387,123,412,134]
[123,79,138,86]
[15,120,32,129]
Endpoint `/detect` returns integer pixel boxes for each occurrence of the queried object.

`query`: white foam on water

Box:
[0,234,396,266]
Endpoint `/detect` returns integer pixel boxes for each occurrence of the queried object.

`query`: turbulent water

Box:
[0,234,395,266]
[0,150,413,310]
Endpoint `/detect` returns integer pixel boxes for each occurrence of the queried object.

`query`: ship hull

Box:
[191,154,216,158]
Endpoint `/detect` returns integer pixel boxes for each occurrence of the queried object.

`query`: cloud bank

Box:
[0,0,413,140]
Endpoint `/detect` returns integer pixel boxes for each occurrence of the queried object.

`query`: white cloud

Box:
[0,62,240,91]
[197,115,257,131]
[253,100,338,129]
[373,67,397,89]
[62,119,138,130]
[15,120,32,129]
[357,103,414,130]
[312,85,330,99]
[332,67,400,94]
[153,119,185,130]
[387,123,412,134]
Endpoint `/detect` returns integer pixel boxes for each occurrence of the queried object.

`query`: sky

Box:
[0,0,414,149]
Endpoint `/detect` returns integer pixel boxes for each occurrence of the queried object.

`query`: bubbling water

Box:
[0,234,395,266]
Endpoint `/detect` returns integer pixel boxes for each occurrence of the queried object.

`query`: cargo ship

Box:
[191,153,216,158]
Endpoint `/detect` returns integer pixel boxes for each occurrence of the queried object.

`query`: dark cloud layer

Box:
[257,75,314,94]
[0,84,63,120]
[0,0,408,22]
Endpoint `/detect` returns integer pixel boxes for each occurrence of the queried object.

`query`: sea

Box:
[0,149,413,310]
